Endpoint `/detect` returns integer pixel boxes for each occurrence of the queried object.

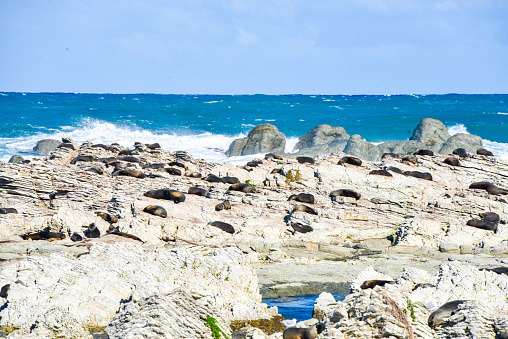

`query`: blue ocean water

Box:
[1,92,507,163]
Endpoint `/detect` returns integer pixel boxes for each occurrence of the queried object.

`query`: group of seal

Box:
[466,211,500,231]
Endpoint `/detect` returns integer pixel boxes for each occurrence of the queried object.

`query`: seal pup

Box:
[444,156,460,166]
[338,156,362,166]
[386,166,403,174]
[291,222,313,233]
[222,176,240,184]
[188,187,208,197]
[330,189,361,201]
[293,204,318,215]
[0,208,17,214]
[215,200,232,211]
[404,171,433,181]
[369,169,392,177]
[204,174,224,183]
[96,212,118,224]
[229,183,256,193]
[428,300,468,329]
[297,156,315,164]
[414,149,434,156]
[283,323,319,339]
[453,148,468,158]
[466,219,498,231]
[112,169,146,179]
[208,221,235,234]
[143,205,167,218]
[361,280,395,289]
[479,212,500,222]
[144,189,186,203]
[288,193,315,204]
[164,168,182,176]
[477,148,493,156]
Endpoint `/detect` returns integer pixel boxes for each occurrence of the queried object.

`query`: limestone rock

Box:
[343,134,381,161]
[8,155,24,164]
[410,118,450,147]
[439,133,483,155]
[226,124,286,156]
[294,124,349,156]
[33,139,62,155]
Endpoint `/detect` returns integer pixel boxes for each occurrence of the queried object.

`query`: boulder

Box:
[409,118,450,147]
[33,139,62,155]
[377,140,436,156]
[343,134,381,161]
[8,155,24,164]
[226,124,286,157]
[294,125,349,156]
[439,133,483,155]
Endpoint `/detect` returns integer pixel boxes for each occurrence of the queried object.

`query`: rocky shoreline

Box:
[1,118,507,338]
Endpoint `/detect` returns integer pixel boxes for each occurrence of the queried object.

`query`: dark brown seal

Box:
[145,143,161,149]
[97,157,118,165]
[144,189,186,203]
[469,182,508,195]
[144,163,166,169]
[293,204,318,215]
[215,201,232,211]
[112,169,146,179]
[143,205,167,218]
[453,148,468,158]
[92,144,115,152]
[0,208,17,214]
[164,168,182,176]
[444,156,460,166]
[330,189,361,201]
[229,183,256,193]
[185,171,202,178]
[222,176,240,184]
[288,193,315,204]
[106,230,144,242]
[361,280,395,289]
[477,148,493,156]
[404,171,433,181]
[208,221,235,234]
[481,267,508,275]
[167,161,187,169]
[204,174,224,183]
[428,300,468,329]
[117,156,140,163]
[246,160,262,167]
[70,232,83,242]
[466,219,498,231]
[265,153,283,160]
[283,323,319,339]
[479,212,500,222]
[118,149,139,156]
[386,166,403,174]
[70,155,94,164]
[84,224,101,238]
[96,212,118,224]
[21,230,66,241]
[188,187,208,197]
[297,156,315,164]
[369,169,392,177]
[381,153,399,159]
[402,155,418,165]
[414,149,434,156]
[338,156,362,166]
[1,284,10,298]
[291,222,313,233]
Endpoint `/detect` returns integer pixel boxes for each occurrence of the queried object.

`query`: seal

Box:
[381,153,399,159]
[428,300,468,329]
[293,204,318,215]
[144,189,186,203]
[204,174,224,183]
[0,284,10,298]
[92,144,115,152]
[283,323,319,339]
[70,155,95,164]
[97,157,118,165]
[185,171,202,178]
[188,187,208,197]
[291,222,313,233]
[21,230,66,241]
[479,212,500,222]
[453,148,468,158]
[84,224,101,238]
[215,200,232,211]
[369,169,392,177]
[288,193,315,204]
[222,176,240,184]
[164,168,182,176]
[167,161,187,170]
[145,143,161,149]
[412,283,435,291]
[246,160,262,167]
[117,156,140,163]
[404,171,433,181]
[208,221,235,234]
[477,148,493,156]
[297,156,315,164]
[330,189,361,201]
[466,219,498,231]
[469,182,508,195]
[402,155,418,165]
[143,205,167,218]
[143,163,166,169]
[361,280,395,289]
[481,267,508,275]
[265,153,283,160]
[0,208,17,214]
[414,149,434,156]
[118,149,139,156]
[112,169,146,179]
[386,166,403,174]
[96,212,118,224]
[106,230,144,242]
[229,183,256,193]
[338,156,362,166]
[70,232,83,242]
[444,156,460,166]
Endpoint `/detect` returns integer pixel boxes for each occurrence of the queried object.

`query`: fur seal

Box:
[469,182,508,195]
[283,323,319,339]
[106,230,144,242]
[466,219,498,231]
[481,267,508,275]
[361,280,395,289]
[414,149,434,156]
[145,143,161,149]
[204,174,224,183]
[229,183,256,193]
[330,189,361,201]
[291,222,313,233]
[208,221,235,234]
[117,156,140,163]
[338,156,362,166]
[428,300,468,329]
[84,224,101,238]
[164,168,182,176]
[188,187,208,197]
[369,169,392,177]
[21,230,66,241]
[185,171,202,178]
[444,156,460,166]
[288,193,315,204]
[479,212,500,222]
[297,156,315,164]
[144,163,166,169]
[0,284,10,298]
[92,144,115,152]
[412,283,435,291]
[112,169,146,179]
[97,157,118,165]
[402,155,418,164]
[246,160,262,167]
[143,205,167,218]
[477,148,493,156]
[382,153,399,159]
[404,171,433,181]
[70,232,83,242]
[167,161,187,169]
[293,204,318,215]
[222,176,240,184]
[215,200,232,211]
[118,149,139,156]
[144,189,186,203]
[70,155,94,164]
[0,208,17,214]
[386,166,403,174]
[265,153,283,160]
[453,148,468,158]
[96,212,118,224]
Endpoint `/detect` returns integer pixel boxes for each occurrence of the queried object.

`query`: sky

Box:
[1,0,507,95]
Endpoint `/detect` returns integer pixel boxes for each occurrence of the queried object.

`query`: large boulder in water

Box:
[294,124,349,156]
[343,134,381,161]
[226,123,286,157]
[439,133,483,155]
[409,118,450,149]
[33,139,62,155]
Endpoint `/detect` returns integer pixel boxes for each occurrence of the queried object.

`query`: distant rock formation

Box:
[226,123,286,156]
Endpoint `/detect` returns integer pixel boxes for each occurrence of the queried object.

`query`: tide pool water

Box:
[1,92,507,163]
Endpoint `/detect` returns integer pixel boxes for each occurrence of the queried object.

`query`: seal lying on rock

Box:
[112,169,146,179]
[288,193,315,204]
[444,156,460,166]
[265,153,283,160]
[414,149,434,156]
[428,300,468,329]
[188,187,208,197]
[246,160,262,167]
[361,280,395,289]
[382,153,399,159]
[208,221,235,234]
[21,230,66,241]
[369,169,392,177]
[404,171,433,181]
[293,204,318,215]
[144,189,186,203]
[185,171,202,178]
[96,212,118,224]
[466,219,498,231]
[297,156,315,164]
[117,156,140,163]
[479,212,500,222]
[453,148,468,158]
[283,323,319,339]
[0,208,17,214]
[164,168,182,176]
[338,156,362,166]
[167,161,186,169]
[330,189,361,201]
[386,166,403,174]
[204,174,224,183]
[290,222,313,233]
[215,201,231,211]
[229,183,256,193]
[84,224,100,238]
[402,155,418,165]
[143,205,167,218]
[118,149,139,156]
[70,155,94,164]
[222,176,240,184]
[92,144,115,152]
[469,182,508,195]
[477,148,493,156]
[481,267,508,275]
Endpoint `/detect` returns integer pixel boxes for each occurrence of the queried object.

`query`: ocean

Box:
[1,92,507,163]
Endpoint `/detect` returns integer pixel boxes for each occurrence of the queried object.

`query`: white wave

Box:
[285,137,299,153]
[498,112,508,115]
[483,139,508,161]
[241,124,255,128]
[204,100,221,104]
[447,123,469,135]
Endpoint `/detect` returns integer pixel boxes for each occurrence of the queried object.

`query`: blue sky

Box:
[1,0,507,94]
